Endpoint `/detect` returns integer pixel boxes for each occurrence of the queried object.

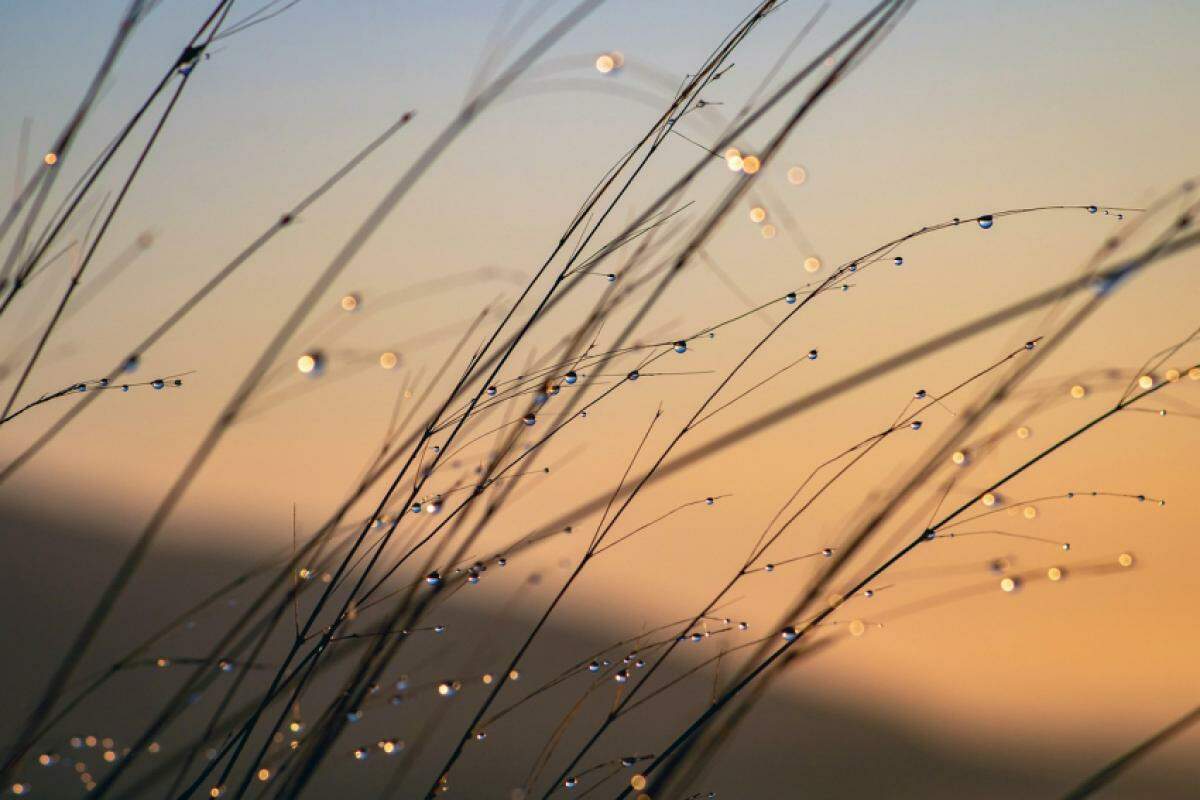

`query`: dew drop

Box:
[297,352,324,376]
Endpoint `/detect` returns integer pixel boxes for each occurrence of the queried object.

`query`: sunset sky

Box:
[1,2,1198,797]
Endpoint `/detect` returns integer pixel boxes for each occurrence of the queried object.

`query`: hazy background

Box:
[1,1,1198,796]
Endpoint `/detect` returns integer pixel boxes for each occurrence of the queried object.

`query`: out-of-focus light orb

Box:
[786,165,807,185]
[1137,374,1154,389]
[1047,567,1063,581]
[981,492,997,507]
[1022,505,1037,520]
[951,450,968,466]
[595,54,615,74]
[630,775,647,791]
[1165,368,1181,382]
[741,155,761,174]
[44,153,57,166]
[761,224,777,239]
[726,153,744,172]
[379,351,398,369]
[749,207,766,223]
[340,293,360,311]
[848,619,866,637]
[1016,425,1031,439]
[1118,552,1135,567]
[257,769,271,782]
[803,256,821,273]
[1189,367,1200,381]
[999,576,1020,593]
[1070,384,1086,399]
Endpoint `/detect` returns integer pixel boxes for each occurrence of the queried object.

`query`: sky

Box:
[1,1,1199,796]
